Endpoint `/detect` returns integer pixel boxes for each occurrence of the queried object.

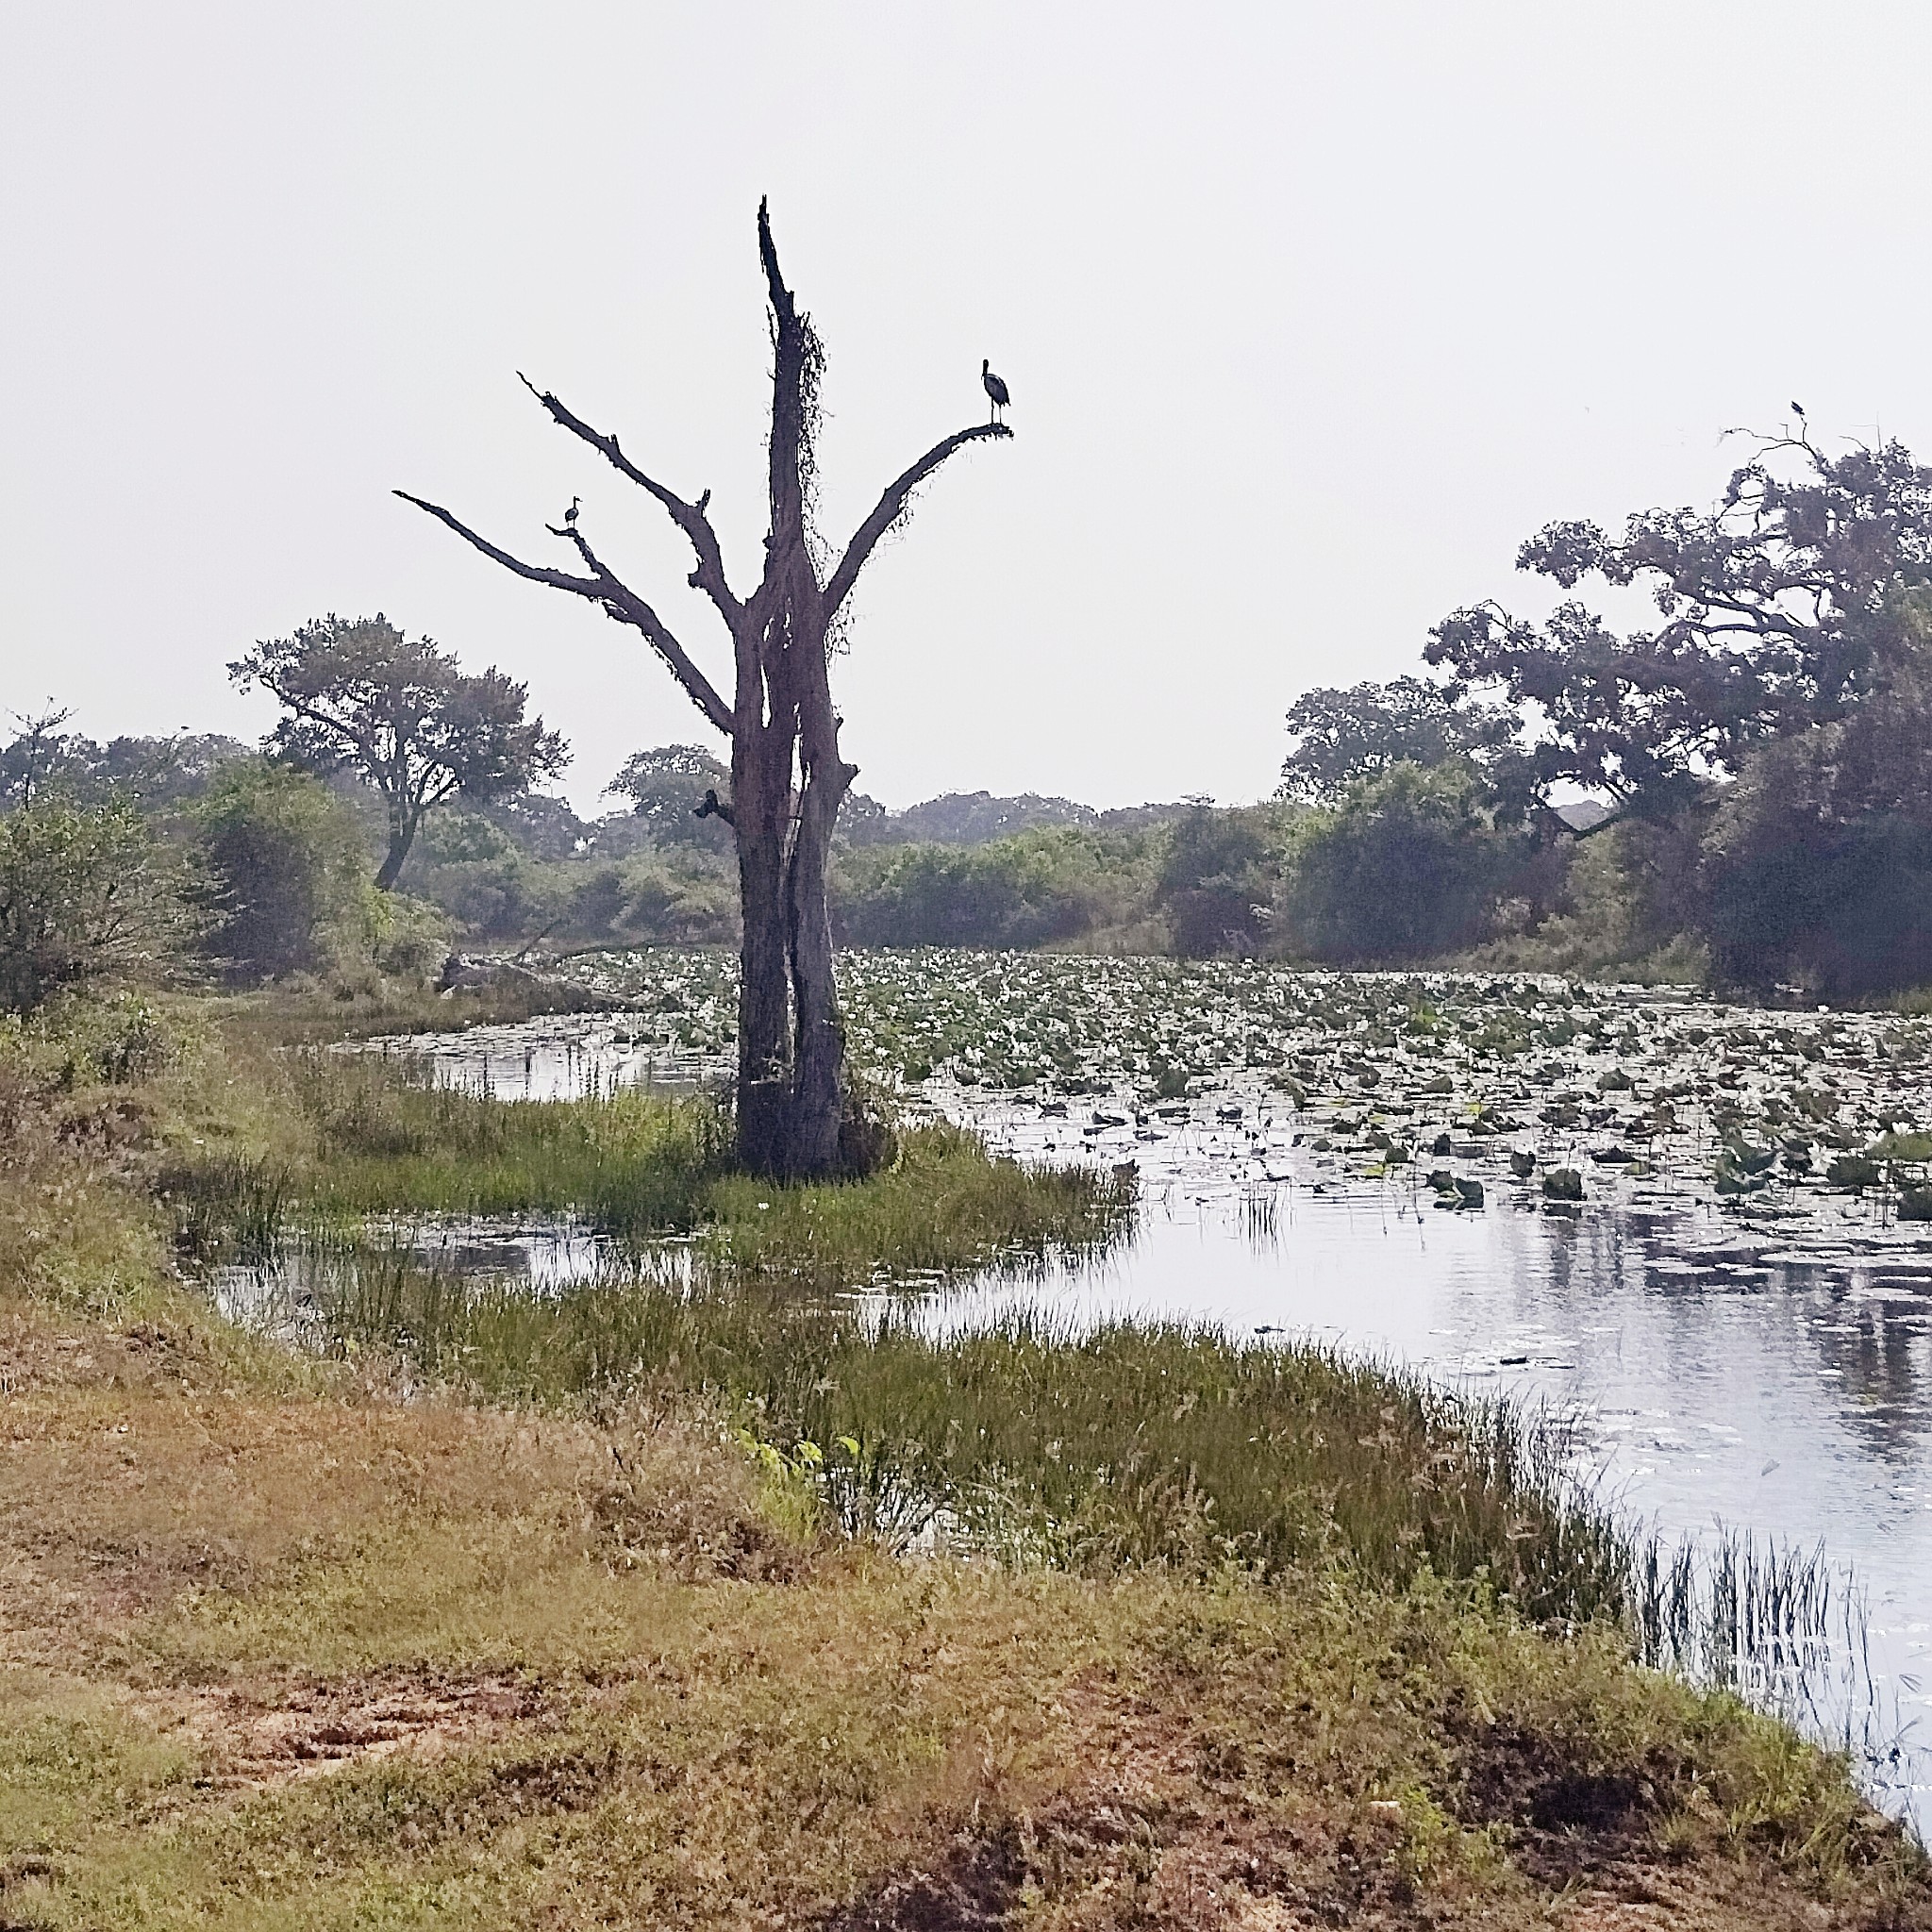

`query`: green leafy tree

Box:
[0,799,192,1011]
[1427,430,1932,814]
[229,614,570,891]
[1282,763,1523,964]
[606,743,733,852]
[1278,678,1516,805]
[0,710,250,811]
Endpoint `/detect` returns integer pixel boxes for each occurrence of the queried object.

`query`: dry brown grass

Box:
[0,1288,1925,1929]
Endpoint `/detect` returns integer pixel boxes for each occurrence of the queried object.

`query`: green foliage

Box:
[401,802,737,949]
[0,708,247,811]
[0,798,192,1012]
[359,890,451,982]
[1469,817,1712,983]
[0,993,192,1309]
[1279,675,1518,805]
[229,614,570,889]
[841,788,1184,847]
[189,762,374,983]
[564,853,738,947]
[1428,433,1932,811]
[604,742,733,852]
[1701,601,1932,996]
[834,826,1161,950]
[1157,804,1281,957]
[1281,763,1524,964]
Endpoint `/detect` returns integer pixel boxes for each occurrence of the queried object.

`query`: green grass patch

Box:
[163,1049,1133,1283]
[313,1258,1621,1623]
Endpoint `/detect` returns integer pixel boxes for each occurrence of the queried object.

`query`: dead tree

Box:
[396,201,1011,1180]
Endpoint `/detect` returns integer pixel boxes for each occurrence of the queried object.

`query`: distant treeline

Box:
[0,680,1910,999]
[0,712,1657,989]
[14,422,1932,1002]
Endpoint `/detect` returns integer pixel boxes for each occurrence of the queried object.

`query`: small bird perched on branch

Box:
[1790,401,1806,419]
[982,358,1010,424]
[564,496,581,527]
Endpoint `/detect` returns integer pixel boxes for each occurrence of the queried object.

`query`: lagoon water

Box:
[348,1008,1932,1816]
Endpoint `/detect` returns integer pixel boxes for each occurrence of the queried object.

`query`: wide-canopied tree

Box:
[396,202,1011,1180]
[606,743,734,853]
[229,615,569,891]
[1425,430,1932,816]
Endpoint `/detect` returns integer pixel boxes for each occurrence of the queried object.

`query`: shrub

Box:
[1703,729,1932,998]
[363,890,452,981]
[0,799,192,1012]
[1281,762,1524,964]
[1700,603,1932,997]
[835,828,1157,949]
[189,762,372,982]
[1156,805,1281,958]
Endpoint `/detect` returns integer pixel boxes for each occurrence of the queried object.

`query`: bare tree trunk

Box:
[397,200,1011,1180]
[732,710,798,1176]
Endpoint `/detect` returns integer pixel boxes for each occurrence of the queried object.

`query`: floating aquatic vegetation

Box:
[506,951,1932,1269]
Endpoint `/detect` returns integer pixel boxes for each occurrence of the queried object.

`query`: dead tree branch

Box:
[515,374,739,620]
[825,423,1014,617]
[392,490,732,734]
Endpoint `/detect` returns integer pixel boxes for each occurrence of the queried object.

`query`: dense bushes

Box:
[1156,806,1281,957]
[0,800,192,1012]
[191,763,372,981]
[1695,609,1932,997]
[1703,730,1932,998]
[399,803,737,949]
[833,828,1160,949]
[1279,763,1527,964]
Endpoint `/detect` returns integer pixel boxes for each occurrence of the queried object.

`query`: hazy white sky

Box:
[5,2,1932,810]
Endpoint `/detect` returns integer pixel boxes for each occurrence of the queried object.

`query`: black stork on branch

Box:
[982,358,1010,425]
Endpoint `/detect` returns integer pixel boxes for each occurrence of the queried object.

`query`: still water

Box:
[337,1014,1932,1814]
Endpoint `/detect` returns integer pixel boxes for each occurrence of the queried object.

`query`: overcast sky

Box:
[5,3,1932,811]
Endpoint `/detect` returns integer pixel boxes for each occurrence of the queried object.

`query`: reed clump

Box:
[309,1257,1617,1621]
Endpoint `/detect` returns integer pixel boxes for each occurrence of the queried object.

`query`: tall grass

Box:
[168,1048,1135,1282]
[302,1251,1624,1620]
[1627,1524,1896,1774]
[291,1051,729,1233]
[281,1242,1889,1750]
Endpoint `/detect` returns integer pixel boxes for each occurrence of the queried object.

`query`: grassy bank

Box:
[0,987,1924,1925]
[0,1292,1923,1929]
[322,1262,1621,1619]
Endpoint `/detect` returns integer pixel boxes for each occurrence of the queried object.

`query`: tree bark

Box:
[375,823,411,892]
[397,200,1010,1179]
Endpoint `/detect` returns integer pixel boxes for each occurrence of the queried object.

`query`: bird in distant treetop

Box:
[982,358,1010,425]
[1790,401,1807,419]
[564,496,581,526]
